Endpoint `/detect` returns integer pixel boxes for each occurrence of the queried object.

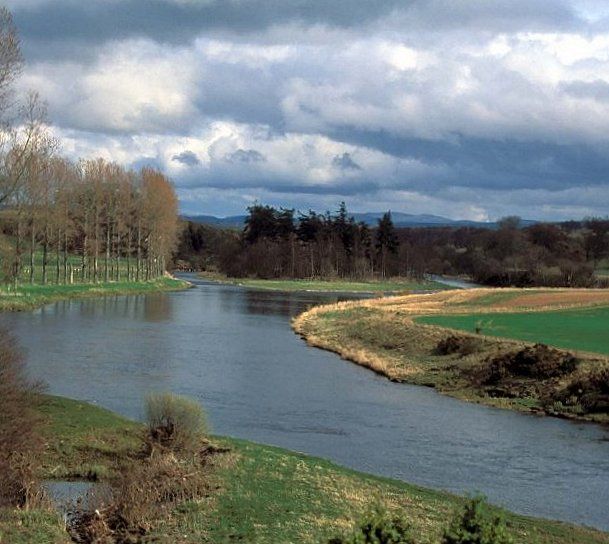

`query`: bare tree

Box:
[0,7,22,206]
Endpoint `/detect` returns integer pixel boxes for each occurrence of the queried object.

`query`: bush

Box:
[481,344,578,385]
[0,330,43,507]
[442,497,514,544]
[435,335,480,357]
[145,392,208,454]
[71,393,215,542]
[554,366,609,414]
[328,506,416,544]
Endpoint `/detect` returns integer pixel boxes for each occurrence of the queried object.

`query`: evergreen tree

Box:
[376,212,399,278]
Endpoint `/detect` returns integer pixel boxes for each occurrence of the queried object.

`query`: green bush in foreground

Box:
[442,497,514,544]
[145,392,208,453]
[328,505,416,544]
[330,498,514,544]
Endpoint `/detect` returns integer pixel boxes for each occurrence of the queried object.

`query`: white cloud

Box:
[20,39,198,133]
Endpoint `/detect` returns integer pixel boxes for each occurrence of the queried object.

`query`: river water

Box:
[1,274,608,531]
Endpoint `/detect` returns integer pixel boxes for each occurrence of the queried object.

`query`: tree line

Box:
[177,203,402,279]
[178,209,609,288]
[1,157,179,286]
[0,9,179,286]
[396,217,609,287]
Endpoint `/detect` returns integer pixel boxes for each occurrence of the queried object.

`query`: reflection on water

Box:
[2,275,609,531]
[36,293,174,323]
[223,285,361,318]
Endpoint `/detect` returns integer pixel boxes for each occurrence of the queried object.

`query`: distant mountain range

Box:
[183,212,538,229]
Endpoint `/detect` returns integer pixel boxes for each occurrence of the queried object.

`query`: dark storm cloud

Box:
[328,128,609,191]
[225,149,266,164]
[10,0,609,219]
[172,150,201,166]
[194,63,285,128]
[12,0,405,55]
[332,152,361,171]
[176,168,381,196]
[12,0,581,61]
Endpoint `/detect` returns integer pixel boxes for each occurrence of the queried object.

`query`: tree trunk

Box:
[126,229,132,282]
[29,221,36,284]
[63,229,68,285]
[55,229,61,284]
[41,225,48,285]
[105,221,110,283]
[136,223,141,282]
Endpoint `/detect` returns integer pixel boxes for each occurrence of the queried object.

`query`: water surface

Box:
[2,275,608,531]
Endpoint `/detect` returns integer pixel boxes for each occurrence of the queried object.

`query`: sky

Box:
[7,0,609,220]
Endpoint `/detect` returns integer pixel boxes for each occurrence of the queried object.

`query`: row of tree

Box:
[0,9,179,285]
[177,209,609,287]
[238,203,400,278]
[1,158,179,286]
[393,217,609,287]
[178,203,402,279]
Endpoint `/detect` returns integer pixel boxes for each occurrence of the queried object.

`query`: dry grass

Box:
[502,290,609,309]
[292,288,609,423]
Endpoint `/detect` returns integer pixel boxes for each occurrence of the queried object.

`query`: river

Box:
[1,274,608,531]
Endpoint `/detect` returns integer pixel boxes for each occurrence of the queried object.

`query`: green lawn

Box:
[0,509,69,544]
[0,277,189,312]
[204,275,449,293]
[39,395,141,480]
[2,396,606,544]
[184,437,609,544]
[417,305,609,355]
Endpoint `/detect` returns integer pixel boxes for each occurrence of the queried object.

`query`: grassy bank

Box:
[199,272,448,293]
[0,276,189,312]
[293,288,609,423]
[2,395,608,543]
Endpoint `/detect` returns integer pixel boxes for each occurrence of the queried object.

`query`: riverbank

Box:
[293,287,609,424]
[2,396,607,543]
[0,276,190,312]
[198,271,448,293]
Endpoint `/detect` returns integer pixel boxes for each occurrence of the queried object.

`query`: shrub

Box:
[70,452,209,543]
[481,344,578,385]
[328,506,416,544]
[442,497,514,544]
[0,330,44,508]
[435,335,480,357]
[71,393,215,542]
[145,392,208,454]
[554,366,609,414]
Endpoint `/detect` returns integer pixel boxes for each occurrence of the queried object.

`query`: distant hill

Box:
[183,213,537,229]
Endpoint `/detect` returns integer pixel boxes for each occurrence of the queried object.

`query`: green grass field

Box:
[2,396,607,544]
[417,305,609,356]
[0,277,189,312]
[202,273,449,293]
